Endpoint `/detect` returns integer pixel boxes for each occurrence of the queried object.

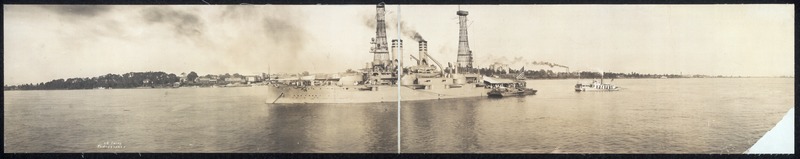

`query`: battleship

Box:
[268,3,490,104]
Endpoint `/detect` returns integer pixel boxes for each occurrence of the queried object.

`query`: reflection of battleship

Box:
[268,3,489,104]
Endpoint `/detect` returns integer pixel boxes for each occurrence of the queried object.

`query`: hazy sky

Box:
[4,4,794,85]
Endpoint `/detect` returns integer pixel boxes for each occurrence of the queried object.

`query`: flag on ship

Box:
[516,66,525,80]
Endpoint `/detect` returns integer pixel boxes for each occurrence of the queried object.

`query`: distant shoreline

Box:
[2,85,265,91]
[4,77,791,91]
[521,76,793,80]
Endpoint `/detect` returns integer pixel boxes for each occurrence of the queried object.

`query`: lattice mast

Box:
[370,2,391,69]
[456,9,473,69]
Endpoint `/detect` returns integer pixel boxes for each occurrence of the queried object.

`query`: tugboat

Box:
[575,72,619,92]
[484,76,537,97]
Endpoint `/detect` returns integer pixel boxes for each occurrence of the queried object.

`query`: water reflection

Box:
[401,78,793,153]
[402,98,483,152]
[3,78,794,153]
[362,103,398,152]
[263,103,396,152]
[265,104,320,152]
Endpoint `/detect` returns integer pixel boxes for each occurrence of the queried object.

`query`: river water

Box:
[4,78,793,153]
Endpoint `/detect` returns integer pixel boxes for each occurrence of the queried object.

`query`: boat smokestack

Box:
[418,40,428,66]
[601,72,604,84]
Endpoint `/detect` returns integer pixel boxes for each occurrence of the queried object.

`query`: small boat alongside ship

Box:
[484,77,537,97]
[487,87,537,97]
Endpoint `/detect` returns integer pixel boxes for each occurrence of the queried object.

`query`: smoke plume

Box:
[142,7,205,37]
[359,9,426,42]
[40,5,113,18]
[411,32,425,41]
[389,20,426,41]
[361,11,377,30]
[480,55,570,70]
[530,61,570,69]
[262,16,308,56]
[37,5,122,38]
[214,6,312,73]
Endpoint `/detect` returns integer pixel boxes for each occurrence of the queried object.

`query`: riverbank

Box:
[3,84,269,91]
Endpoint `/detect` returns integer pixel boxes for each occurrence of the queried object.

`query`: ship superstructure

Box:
[268,3,489,104]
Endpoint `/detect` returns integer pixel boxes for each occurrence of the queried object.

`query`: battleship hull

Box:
[268,84,490,104]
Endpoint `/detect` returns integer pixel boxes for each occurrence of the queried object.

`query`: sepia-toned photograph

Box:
[3,2,794,154]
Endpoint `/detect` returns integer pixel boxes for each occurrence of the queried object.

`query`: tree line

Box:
[3,68,722,91]
[4,72,181,90]
[477,68,688,79]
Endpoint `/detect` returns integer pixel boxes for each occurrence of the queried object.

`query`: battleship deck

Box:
[268,84,490,104]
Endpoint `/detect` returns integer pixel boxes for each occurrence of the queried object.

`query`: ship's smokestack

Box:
[391,40,396,60]
[391,39,403,61]
[456,10,473,70]
[418,40,428,66]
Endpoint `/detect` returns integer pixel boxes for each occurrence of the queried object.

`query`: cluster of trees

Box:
[4,72,182,90]
[5,68,731,91]
[199,72,253,81]
[196,72,261,80]
[478,68,567,79]
[478,67,687,79]
[625,72,686,79]
[187,72,198,81]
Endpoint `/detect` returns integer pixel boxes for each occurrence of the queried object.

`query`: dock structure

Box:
[745,108,794,154]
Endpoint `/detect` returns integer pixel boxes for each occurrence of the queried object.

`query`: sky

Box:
[4,4,794,85]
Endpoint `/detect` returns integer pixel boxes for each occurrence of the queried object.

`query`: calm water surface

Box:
[4,78,793,153]
[401,78,793,153]
[4,87,397,152]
